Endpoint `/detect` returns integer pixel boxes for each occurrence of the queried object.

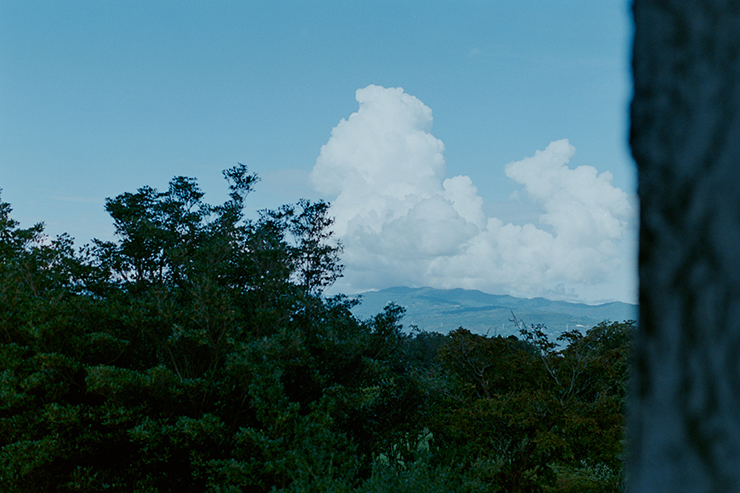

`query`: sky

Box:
[0,1,637,304]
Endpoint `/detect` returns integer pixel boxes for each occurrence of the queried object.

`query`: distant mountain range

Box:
[349,286,637,339]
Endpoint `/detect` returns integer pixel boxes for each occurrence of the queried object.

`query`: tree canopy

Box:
[0,170,632,492]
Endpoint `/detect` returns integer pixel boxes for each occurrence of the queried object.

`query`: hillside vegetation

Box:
[0,168,631,492]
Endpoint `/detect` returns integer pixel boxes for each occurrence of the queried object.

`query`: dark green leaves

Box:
[0,176,632,492]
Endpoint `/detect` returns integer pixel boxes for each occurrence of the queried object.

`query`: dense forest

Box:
[0,167,632,492]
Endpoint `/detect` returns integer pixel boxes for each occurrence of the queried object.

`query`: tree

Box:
[0,171,428,492]
[0,175,633,491]
[630,2,740,490]
[429,321,632,492]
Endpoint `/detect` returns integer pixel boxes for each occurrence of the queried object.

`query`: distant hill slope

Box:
[349,286,637,338]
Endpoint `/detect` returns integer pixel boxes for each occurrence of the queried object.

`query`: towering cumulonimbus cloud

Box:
[311,85,634,301]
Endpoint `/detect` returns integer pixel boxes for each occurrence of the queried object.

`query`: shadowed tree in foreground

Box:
[630,1,740,491]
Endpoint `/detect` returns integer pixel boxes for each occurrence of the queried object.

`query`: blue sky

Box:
[0,1,636,303]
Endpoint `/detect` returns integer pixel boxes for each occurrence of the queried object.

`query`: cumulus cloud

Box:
[311,85,635,302]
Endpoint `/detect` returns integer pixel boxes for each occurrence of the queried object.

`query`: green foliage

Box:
[428,319,633,492]
[0,179,632,492]
[356,457,498,493]
[0,177,429,492]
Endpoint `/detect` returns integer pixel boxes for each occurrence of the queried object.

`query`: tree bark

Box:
[630,1,740,491]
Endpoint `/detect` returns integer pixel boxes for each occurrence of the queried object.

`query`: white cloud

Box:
[311,85,635,303]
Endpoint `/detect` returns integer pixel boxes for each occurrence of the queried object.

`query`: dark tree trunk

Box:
[630,1,740,491]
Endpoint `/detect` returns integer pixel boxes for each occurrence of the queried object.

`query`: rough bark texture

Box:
[629,1,740,491]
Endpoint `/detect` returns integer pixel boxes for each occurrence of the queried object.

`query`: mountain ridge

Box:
[349,286,637,338]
